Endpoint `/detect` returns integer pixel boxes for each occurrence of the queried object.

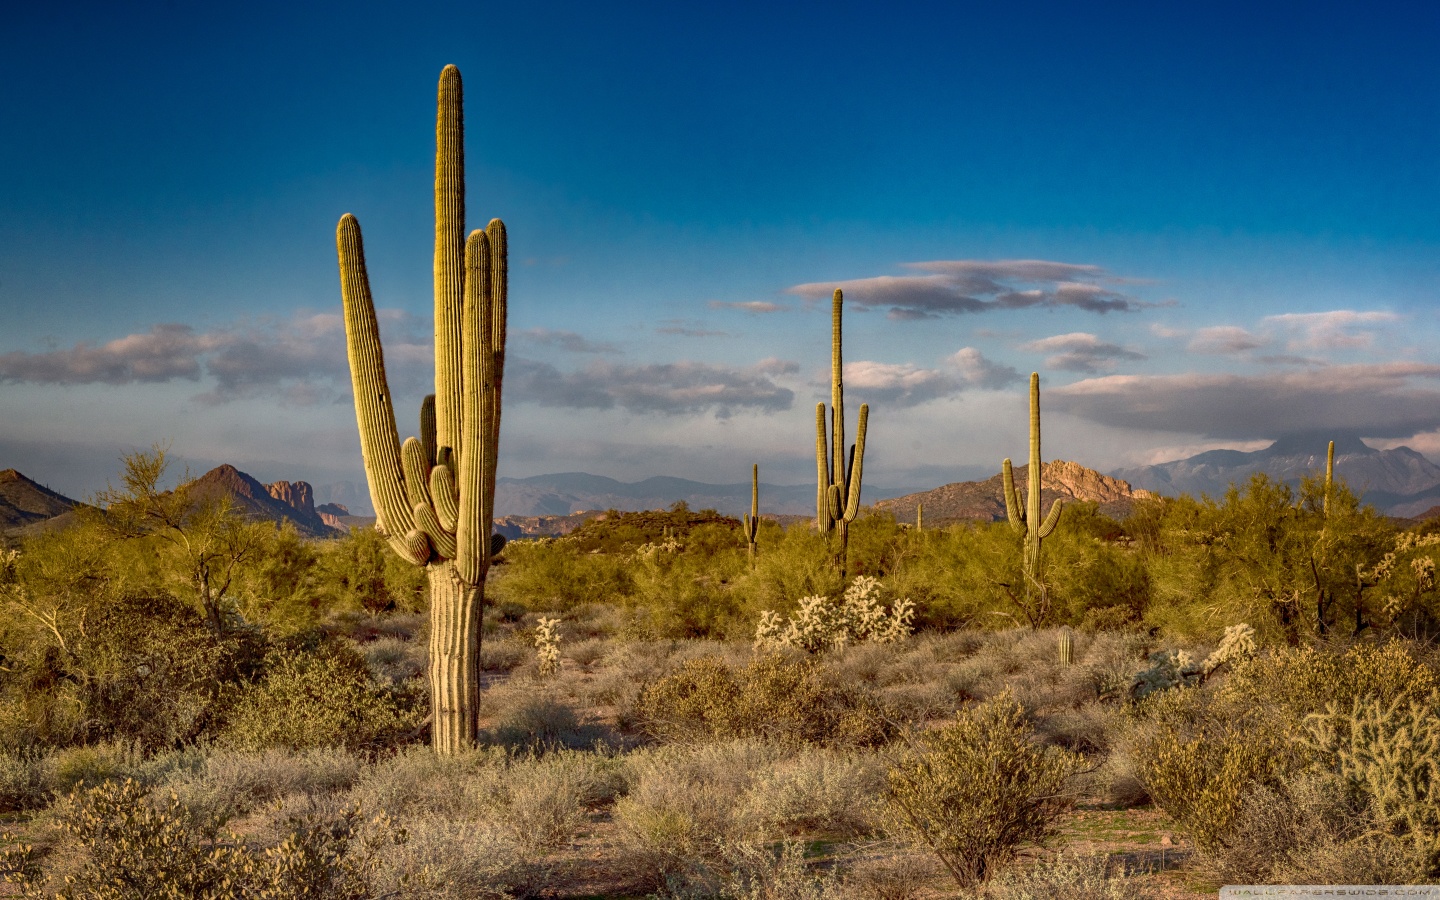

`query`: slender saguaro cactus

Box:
[916,502,924,533]
[1003,373,1063,594]
[743,464,759,566]
[1058,626,1074,666]
[815,289,869,571]
[338,65,506,754]
[1323,440,1335,517]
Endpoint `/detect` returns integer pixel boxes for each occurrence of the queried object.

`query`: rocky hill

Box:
[0,469,81,537]
[190,466,339,537]
[875,461,1153,527]
[1112,434,1440,516]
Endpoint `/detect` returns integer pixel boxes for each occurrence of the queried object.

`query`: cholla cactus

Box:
[754,577,916,653]
[535,617,561,678]
[1131,623,1258,699]
[1301,690,1440,867]
[1201,623,1257,676]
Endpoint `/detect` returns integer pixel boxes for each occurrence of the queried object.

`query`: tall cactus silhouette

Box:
[1003,373,1063,597]
[815,289,869,572]
[743,464,759,566]
[1323,439,1335,517]
[337,65,505,754]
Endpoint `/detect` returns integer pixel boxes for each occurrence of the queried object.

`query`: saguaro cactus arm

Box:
[1324,439,1335,517]
[1002,458,1024,534]
[338,215,429,566]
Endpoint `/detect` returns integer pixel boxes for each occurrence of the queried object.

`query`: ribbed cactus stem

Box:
[1003,373,1063,599]
[338,215,424,565]
[1058,627,1074,666]
[1324,439,1335,517]
[337,65,506,755]
[743,463,759,565]
[916,502,923,533]
[814,289,869,573]
[434,64,465,459]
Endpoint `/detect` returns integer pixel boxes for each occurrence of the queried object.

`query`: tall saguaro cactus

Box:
[1003,373,1063,597]
[1323,439,1335,517]
[338,65,505,754]
[816,289,869,571]
[743,464,759,566]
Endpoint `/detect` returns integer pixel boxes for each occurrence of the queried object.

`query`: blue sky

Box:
[3,1,1439,510]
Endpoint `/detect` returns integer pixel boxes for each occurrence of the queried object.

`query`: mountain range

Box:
[1111,434,1440,517]
[492,472,917,519]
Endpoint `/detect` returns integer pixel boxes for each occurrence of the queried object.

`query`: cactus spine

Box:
[338,65,505,754]
[1003,373,1063,596]
[1324,439,1335,517]
[743,463,759,566]
[815,289,869,572]
[1058,626,1074,666]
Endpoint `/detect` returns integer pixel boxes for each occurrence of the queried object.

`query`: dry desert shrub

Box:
[0,748,48,812]
[885,692,1083,889]
[737,746,887,839]
[348,745,506,820]
[611,740,782,887]
[480,683,615,751]
[163,745,363,822]
[1195,770,1428,886]
[368,814,547,900]
[634,653,893,748]
[981,850,1156,899]
[480,636,529,672]
[841,845,943,900]
[357,634,426,684]
[466,748,623,852]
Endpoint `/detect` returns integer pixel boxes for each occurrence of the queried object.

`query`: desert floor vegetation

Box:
[3,470,1440,897]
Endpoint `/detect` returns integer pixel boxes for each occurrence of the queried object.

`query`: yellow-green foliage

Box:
[1126,687,1284,853]
[1301,690,1440,874]
[634,654,893,747]
[221,643,423,752]
[487,538,636,613]
[312,526,428,615]
[1125,641,1440,856]
[1140,473,1395,640]
[885,692,1082,888]
[0,778,403,899]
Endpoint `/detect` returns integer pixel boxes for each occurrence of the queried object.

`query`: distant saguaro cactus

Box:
[1324,439,1335,518]
[916,502,924,533]
[1003,373,1063,603]
[815,289,869,572]
[1058,627,1074,666]
[338,65,505,754]
[743,463,759,566]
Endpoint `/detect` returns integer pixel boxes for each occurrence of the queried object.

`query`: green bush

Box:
[884,692,1082,888]
[635,654,893,748]
[3,778,404,900]
[220,642,424,752]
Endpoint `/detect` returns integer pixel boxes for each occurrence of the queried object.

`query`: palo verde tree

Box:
[95,445,270,635]
[815,288,869,574]
[338,64,506,753]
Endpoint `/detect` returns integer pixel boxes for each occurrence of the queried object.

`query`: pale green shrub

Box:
[885,693,1082,888]
[982,850,1151,899]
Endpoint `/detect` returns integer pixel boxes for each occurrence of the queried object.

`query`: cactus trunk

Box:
[428,564,482,753]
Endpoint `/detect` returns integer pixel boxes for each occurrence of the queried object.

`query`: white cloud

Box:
[1020,332,1146,373]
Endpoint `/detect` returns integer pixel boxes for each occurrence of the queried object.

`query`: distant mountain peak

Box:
[191,465,337,537]
[1113,439,1440,515]
[0,469,81,532]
